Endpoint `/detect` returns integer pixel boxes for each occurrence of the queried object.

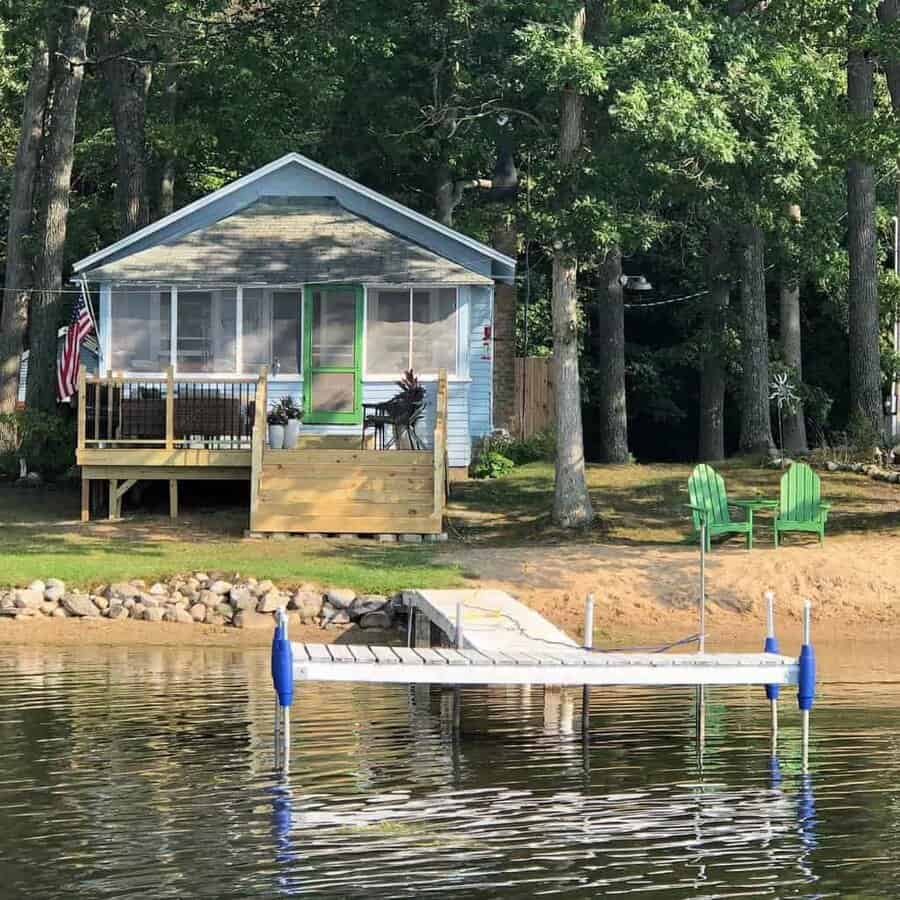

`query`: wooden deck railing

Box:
[249,366,268,522]
[77,366,263,451]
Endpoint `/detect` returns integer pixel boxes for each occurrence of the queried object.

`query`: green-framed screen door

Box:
[303,285,363,424]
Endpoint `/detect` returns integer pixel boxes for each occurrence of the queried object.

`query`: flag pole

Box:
[79,273,100,350]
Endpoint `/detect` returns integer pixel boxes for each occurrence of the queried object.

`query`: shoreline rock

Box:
[0,572,408,635]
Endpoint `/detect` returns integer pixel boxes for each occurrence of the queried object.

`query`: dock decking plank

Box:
[412,647,449,666]
[370,645,401,664]
[431,648,471,665]
[304,644,332,662]
[348,645,378,663]
[326,644,357,663]
[391,646,428,665]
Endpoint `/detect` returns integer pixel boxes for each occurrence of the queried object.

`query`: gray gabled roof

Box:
[74,152,515,281]
[85,198,493,286]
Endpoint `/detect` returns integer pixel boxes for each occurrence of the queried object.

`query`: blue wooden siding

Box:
[467,285,493,441]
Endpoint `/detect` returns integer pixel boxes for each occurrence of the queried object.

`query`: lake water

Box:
[0,645,897,898]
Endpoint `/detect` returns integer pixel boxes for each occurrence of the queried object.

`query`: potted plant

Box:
[279,395,303,449]
[267,403,288,449]
[391,369,426,449]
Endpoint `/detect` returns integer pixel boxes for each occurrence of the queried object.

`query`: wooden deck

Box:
[248,368,448,536]
[76,366,449,535]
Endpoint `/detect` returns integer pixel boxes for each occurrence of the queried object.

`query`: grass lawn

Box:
[448,459,900,545]
[3,459,897,589]
[0,483,465,592]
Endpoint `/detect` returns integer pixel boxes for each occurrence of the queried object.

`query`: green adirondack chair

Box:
[774,462,830,547]
[687,464,754,551]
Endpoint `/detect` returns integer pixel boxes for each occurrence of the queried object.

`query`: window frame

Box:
[363,284,461,381]
[103,284,304,380]
[238,286,303,379]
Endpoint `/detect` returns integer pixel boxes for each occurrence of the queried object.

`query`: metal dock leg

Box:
[763,591,780,755]
[582,594,594,733]
[271,609,294,774]
[798,600,815,773]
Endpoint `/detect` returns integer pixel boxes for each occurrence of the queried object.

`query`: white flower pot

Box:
[268,424,285,449]
[284,419,300,449]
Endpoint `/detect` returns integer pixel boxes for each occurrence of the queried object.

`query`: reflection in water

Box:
[0,646,890,899]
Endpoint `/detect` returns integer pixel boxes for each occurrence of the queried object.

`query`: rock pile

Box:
[822,460,900,484]
[0,574,402,631]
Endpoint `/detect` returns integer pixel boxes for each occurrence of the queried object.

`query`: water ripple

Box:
[0,647,897,898]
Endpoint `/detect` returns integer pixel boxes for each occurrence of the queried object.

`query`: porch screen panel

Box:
[366,289,410,374]
[110,289,171,372]
[309,371,355,413]
[240,289,301,375]
[177,289,237,373]
[272,291,301,374]
[412,288,457,374]
[241,288,268,373]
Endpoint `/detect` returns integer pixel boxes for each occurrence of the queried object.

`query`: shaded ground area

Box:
[448,459,900,545]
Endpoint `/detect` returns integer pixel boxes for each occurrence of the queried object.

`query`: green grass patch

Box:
[0,484,463,592]
[449,459,900,545]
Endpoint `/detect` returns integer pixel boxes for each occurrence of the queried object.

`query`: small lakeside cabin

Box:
[72,153,515,537]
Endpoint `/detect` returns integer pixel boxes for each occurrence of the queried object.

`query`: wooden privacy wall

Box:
[250,370,448,535]
[513,357,553,438]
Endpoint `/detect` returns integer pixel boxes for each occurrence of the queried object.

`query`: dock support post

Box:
[763,591,780,755]
[81,478,90,523]
[582,594,594,732]
[414,604,431,648]
[698,522,706,652]
[798,599,815,773]
[169,479,178,520]
[271,609,294,774]
[406,595,414,647]
[455,602,464,649]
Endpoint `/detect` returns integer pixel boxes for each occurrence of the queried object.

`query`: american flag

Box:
[56,287,94,403]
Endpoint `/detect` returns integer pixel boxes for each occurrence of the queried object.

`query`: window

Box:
[413,288,457,373]
[177,290,237,373]
[366,287,457,375]
[110,289,170,372]
[241,289,301,375]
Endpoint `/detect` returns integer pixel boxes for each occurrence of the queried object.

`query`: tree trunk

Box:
[592,246,628,462]
[26,4,93,414]
[779,274,808,452]
[846,3,883,437]
[551,3,593,528]
[159,70,178,217]
[492,218,518,432]
[0,38,51,415]
[698,222,729,461]
[737,222,774,455]
[100,39,152,236]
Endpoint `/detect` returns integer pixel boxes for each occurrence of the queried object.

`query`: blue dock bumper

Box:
[271,614,294,708]
[798,642,815,712]
[763,635,780,701]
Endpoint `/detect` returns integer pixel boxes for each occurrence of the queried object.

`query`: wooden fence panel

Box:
[513,357,554,438]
